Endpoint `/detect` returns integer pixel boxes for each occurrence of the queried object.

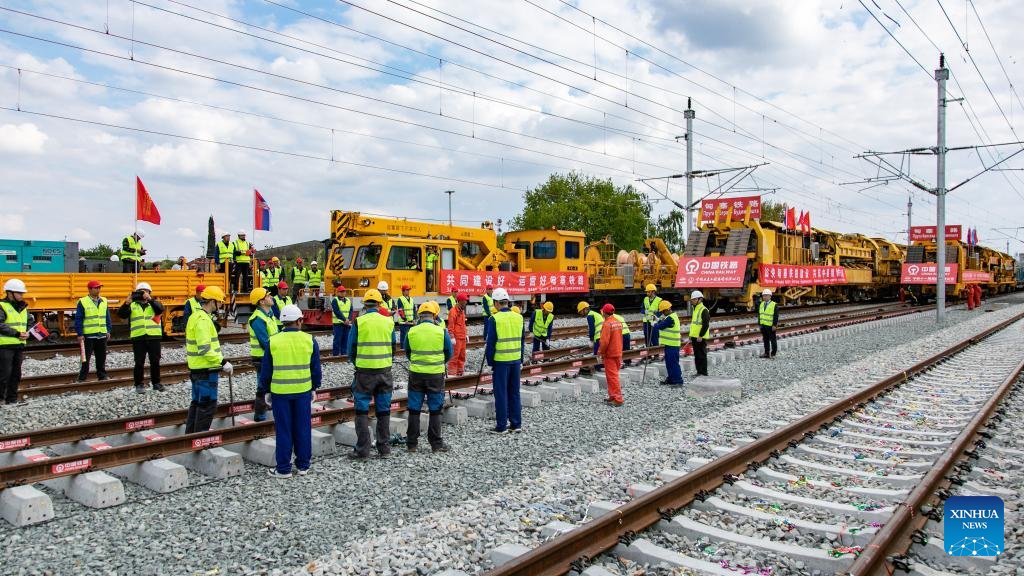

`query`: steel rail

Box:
[482,310,1024,576]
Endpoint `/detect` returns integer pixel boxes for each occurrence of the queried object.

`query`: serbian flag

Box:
[28,322,50,341]
[254,189,271,231]
[136,177,161,225]
[785,207,796,230]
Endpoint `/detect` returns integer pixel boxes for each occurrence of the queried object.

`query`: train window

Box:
[5,255,16,263]
[441,248,455,269]
[514,241,531,259]
[32,255,52,263]
[533,241,557,259]
[354,245,381,269]
[336,246,354,270]
[564,241,580,259]
[387,246,421,270]
[460,242,480,258]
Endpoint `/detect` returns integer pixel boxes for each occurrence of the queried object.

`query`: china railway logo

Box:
[944,496,1003,556]
[684,259,700,274]
[52,458,92,475]
[0,437,31,452]
[907,265,920,276]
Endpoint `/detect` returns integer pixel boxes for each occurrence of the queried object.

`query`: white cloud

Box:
[176,227,198,238]
[142,142,221,176]
[0,213,25,234]
[0,123,48,154]
[67,227,94,242]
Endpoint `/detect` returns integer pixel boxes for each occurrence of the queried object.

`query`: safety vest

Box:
[493,310,524,363]
[689,302,707,338]
[426,253,437,269]
[273,295,293,327]
[588,310,604,341]
[353,309,394,369]
[185,309,222,369]
[407,321,445,375]
[78,296,108,336]
[446,295,456,311]
[268,330,314,394]
[248,308,279,358]
[332,297,352,324]
[659,311,681,347]
[233,240,251,263]
[307,269,322,286]
[185,297,200,317]
[532,309,554,338]
[642,296,662,323]
[262,267,281,288]
[613,313,630,335]
[216,241,234,264]
[759,301,776,327]
[396,296,415,324]
[292,267,308,285]
[129,302,162,339]
[482,294,494,317]
[120,235,143,262]
[0,301,27,347]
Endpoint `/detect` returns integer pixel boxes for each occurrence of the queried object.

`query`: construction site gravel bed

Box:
[1,301,1019,576]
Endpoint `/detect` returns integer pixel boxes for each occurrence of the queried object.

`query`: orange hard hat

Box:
[401,284,411,291]
[195,284,206,294]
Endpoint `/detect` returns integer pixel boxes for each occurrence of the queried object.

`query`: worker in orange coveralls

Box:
[597,303,624,406]
[446,293,469,376]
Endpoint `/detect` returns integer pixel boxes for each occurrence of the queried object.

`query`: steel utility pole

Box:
[906,195,912,252]
[684,98,695,240]
[445,190,455,228]
[935,55,949,322]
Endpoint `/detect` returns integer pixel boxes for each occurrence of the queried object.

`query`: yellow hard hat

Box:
[201,286,226,303]
[249,287,269,305]
[576,301,590,313]
[430,301,441,315]
[658,300,672,312]
[511,305,521,314]
[271,256,280,262]
[645,284,657,292]
[417,301,439,315]
[363,289,382,304]
[542,301,553,312]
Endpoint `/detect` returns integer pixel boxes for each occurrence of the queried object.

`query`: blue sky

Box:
[1,0,1022,258]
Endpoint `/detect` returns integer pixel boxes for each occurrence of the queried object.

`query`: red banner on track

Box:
[701,195,761,222]
[440,271,588,295]
[909,225,962,241]
[962,270,992,282]
[674,256,747,288]
[901,263,959,284]
[759,264,848,287]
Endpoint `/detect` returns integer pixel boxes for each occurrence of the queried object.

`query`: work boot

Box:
[406,409,421,451]
[77,364,89,382]
[152,383,165,392]
[97,372,109,381]
[432,442,450,453]
[135,384,145,394]
[353,414,371,458]
[375,411,391,456]
[184,401,199,434]
[427,412,444,448]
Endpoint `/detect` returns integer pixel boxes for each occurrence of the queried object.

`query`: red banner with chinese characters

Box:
[759,264,848,287]
[700,195,761,223]
[909,225,962,241]
[962,270,992,282]
[439,270,588,295]
[674,256,747,288]
[901,263,959,284]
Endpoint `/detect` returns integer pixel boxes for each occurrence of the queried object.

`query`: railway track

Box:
[482,311,1024,576]
[15,303,920,400]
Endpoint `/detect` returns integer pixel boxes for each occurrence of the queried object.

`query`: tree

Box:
[206,216,216,259]
[760,200,787,223]
[79,243,116,259]
[649,209,686,253]
[511,172,651,250]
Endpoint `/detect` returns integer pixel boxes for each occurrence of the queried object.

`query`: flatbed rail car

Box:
[907,239,1016,299]
[0,270,233,338]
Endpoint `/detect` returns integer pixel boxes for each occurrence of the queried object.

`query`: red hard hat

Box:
[259,260,266,266]
[456,293,469,302]
[295,257,303,263]
[278,281,288,289]
[337,285,347,292]
[601,303,615,314]
[195,284,206,294]
[401,284,411,291]
[87,280,103,289]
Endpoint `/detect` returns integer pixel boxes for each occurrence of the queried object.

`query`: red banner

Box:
[701,195,761,222]
[759,264,848,287]
[439,271,588,295]
[901,263,958,284]
[674,256,747,288]
[135,176,162,225]
[909,225,962,241]
[962,270,992,282]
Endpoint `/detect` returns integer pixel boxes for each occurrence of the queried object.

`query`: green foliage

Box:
[206,216,216,259]
[79,243,116,259]
[649,209,686,253]
[511,172,651,251]
[760,200,787,223]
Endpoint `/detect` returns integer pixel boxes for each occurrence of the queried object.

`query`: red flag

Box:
[136,177,161,225]
[785,207,796,230]
[799,210,811,235]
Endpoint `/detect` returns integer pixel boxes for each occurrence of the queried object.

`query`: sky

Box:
[1,0,1023,260]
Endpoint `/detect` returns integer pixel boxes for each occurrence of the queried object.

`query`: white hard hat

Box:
[135,282,152,292]
[237,230,246,236]
[310,260,317,265]
[135,230,145,239]
[690,290,704,299]
[762,289,772,296]
[280,304,303,322]
[220,230,230,237]
[3,278,27,293]
[377,280,389,291]
[492,287,510,301]
[110,255,119,261]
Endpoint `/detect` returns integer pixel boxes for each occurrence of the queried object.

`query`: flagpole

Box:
[133,176,139,283]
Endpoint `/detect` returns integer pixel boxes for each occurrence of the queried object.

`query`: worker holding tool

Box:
[642,284,662,346]
[446,293,469,376]
[272,281,292,328]
[215,231,234,275]
[261,304,321,478]
[346,288,396,459]
[578,301,603,356]
[485,288,525,433]
[119,231,145,273]
[758,289,779,359]
[248,287,279,422]
[75,280,111,382]
[652,299,684,386]
[184,286,232,433]
[117,282,164,394]
[0,279,29,405]
[403,301,453,453]
[183,284,205,325]
[395,284,416,348]
[232,231,253,293]
[330,280,353,356]
[598,304,624,406]
[529,301,555,354]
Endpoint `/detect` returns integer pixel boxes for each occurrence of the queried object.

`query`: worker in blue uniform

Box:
[652,299,684,386]
[248,288,278,422]
[529,301,555,354]
[75,280,112,382]
[403,301,453,452]
[346,289,396,459]
[330,280,353,356]
[485,288,526,433]
[260,304,322,478]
